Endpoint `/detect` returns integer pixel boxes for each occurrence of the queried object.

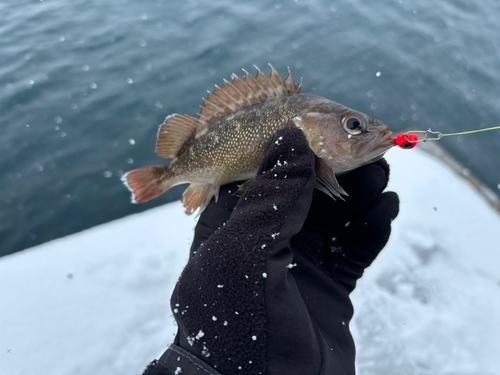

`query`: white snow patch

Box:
[252,335,257,341]
[175,367,182,374]
[262,273,267,278]
[1,148,500,375]
[273,204,277,210]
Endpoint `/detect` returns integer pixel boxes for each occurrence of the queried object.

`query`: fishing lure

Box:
[392,126,500,149]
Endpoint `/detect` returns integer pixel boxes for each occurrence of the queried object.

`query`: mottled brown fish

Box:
[122,64,395,214]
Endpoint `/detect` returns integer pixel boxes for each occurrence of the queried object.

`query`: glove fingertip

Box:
[363,191,400,227]
[380,191,400,221]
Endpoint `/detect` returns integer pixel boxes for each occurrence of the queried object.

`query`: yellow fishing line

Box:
[440,126,500,137]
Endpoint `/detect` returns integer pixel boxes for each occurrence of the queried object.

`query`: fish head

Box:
[293,109,395,174]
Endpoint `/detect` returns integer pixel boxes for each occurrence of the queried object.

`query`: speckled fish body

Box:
[122,65,395,214]
[170,95,317,186]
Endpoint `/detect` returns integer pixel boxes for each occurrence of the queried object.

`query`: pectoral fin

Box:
[314,157,348,200]
[234,179,255,196]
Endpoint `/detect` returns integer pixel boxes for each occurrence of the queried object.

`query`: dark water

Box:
[1,0,500,257]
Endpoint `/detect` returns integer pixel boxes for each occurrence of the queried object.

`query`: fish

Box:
[122,64,395,214]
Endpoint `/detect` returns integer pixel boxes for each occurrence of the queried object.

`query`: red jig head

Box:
[390,126,500,150]
[391,133,419,149]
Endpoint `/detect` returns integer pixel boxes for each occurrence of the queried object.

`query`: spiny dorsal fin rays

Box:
[284,66,302,95]
[197,64,302,125]
[241,68,269,101]
[267,64,285,96]
[199,99,217,117]
[156,65,302,159]
[213,84,239,112]
[203,91,230,114]
[254,65,278,98]
[231,74,259,102]
[228,75,254,106]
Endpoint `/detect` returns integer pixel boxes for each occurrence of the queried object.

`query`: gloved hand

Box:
[142,127,399,375]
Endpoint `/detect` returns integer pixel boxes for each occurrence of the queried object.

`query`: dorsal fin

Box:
[155,65,302,159]
[198,64,302,125]
[156,114,201,158]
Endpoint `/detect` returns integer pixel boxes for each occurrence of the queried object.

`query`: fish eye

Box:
[342,115,366,135]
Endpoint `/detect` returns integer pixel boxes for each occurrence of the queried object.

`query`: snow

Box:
[1,147,500,375]
[0,204,195,375]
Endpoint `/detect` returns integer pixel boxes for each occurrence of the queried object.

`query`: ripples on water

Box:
[1,0,499,256]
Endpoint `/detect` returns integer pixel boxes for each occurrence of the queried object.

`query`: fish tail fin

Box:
[122,165,173,203]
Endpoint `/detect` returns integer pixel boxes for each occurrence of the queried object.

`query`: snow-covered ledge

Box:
[1,146,499,375]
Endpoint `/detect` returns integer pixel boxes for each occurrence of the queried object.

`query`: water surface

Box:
[1,0,500,256]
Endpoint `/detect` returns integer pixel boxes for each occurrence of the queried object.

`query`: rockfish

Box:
[122,65,395,214]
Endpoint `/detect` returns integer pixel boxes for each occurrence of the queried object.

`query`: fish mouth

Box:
[359,131,396,159]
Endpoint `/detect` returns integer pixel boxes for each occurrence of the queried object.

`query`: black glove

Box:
[142,127,399,375]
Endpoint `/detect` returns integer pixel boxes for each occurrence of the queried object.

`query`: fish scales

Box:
[122,65,395,214]
[171,96,303,184]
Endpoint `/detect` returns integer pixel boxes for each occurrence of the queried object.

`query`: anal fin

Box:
[182,184,218,215]
[314,157,348,200]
